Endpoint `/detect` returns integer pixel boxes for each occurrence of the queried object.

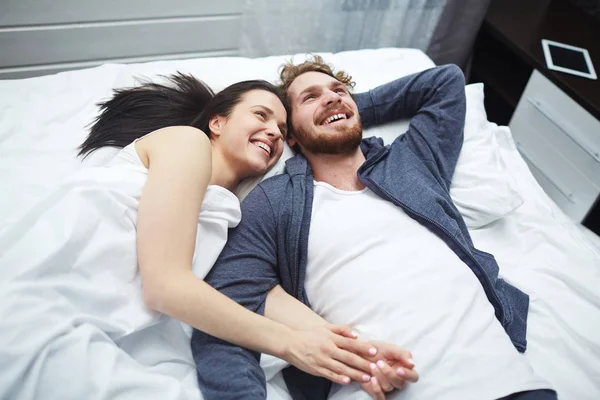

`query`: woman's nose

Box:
[266,123,283,139]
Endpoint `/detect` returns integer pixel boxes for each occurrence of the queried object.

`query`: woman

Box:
[83,75,377,380]
[0,73,411,400]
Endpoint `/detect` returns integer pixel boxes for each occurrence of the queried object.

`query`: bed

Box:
[0,48,599,400]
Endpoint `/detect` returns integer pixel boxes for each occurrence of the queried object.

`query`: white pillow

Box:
[235,83,523,228]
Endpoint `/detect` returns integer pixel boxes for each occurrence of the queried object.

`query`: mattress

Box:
[0,48,599,400]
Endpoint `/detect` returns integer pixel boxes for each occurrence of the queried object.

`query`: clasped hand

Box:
[284,324,418,399]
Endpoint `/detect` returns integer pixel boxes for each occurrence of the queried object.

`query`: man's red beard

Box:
[291,118,363,155]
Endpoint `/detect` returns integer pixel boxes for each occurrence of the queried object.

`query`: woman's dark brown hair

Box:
[78,73,288,157]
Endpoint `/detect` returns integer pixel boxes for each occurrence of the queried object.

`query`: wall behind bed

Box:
[0,0,245,80]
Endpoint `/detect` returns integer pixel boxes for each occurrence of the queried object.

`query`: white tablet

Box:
[541,39,597,80]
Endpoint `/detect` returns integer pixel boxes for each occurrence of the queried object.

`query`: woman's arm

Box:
[137,126,290,355]
[265,285,329,328]
[134,126,373,384]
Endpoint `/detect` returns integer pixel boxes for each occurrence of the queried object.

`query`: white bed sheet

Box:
[0,48,599,399]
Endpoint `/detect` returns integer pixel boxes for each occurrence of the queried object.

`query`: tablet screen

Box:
[548,44,590,74]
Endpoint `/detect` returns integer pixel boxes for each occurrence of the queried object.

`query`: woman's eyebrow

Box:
[251,105,274,115]
[252,105,287,134]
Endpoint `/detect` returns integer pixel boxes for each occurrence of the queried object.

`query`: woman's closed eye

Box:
[255,111,267,120]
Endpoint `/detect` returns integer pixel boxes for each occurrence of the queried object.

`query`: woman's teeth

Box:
[251,141,271,155]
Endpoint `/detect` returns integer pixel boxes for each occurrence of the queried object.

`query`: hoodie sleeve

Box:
[191,185,280,400]
[355,64,466,187]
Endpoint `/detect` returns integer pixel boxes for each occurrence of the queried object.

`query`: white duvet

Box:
[0,147,241,400]
[0,49,599,400]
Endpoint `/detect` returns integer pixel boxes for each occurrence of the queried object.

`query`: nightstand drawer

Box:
[515,142,599,221]
[518,146,585,219]
[512,70,600,185]
[509,71,600,222]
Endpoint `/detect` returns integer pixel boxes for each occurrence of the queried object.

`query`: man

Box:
[191,57,555,400]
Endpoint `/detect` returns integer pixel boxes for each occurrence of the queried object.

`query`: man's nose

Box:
[324,90,342,106]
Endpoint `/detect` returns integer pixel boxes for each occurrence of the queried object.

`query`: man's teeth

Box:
[324,113,347,125]
[252,141,271,155]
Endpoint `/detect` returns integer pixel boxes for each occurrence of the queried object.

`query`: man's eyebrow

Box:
[297,84,322,99]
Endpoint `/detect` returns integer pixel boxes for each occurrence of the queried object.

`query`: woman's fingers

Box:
[326,324,359,339]
[318,367,351,386]
[332,347,373,375]
[335,335,378,357]
[324,357,371,384]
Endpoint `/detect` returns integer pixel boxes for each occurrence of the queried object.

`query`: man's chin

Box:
[292,120,363,155]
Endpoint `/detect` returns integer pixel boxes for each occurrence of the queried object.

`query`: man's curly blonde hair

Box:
[278,55,356,101]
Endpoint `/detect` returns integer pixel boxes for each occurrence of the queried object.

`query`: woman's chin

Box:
[244,160,270,178]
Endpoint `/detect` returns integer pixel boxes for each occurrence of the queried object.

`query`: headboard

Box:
[0,0,244,80]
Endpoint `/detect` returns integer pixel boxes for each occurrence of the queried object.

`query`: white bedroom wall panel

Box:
[0,0,244,79]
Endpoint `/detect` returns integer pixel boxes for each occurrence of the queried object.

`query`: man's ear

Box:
[286,135,297,147]
[286,134,301,154]
[208,115,225,137]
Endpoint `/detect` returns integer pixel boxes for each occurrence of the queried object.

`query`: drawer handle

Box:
[516,142,576,204]
[526,97,600,163]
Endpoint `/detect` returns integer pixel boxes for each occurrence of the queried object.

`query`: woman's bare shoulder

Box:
[135,126,210,168]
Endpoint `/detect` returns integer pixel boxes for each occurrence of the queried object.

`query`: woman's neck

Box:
[209,147,239,190]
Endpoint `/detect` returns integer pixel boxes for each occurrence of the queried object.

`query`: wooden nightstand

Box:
[470,0,600,235]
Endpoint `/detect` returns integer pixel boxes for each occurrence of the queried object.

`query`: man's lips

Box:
[320,111,351,125]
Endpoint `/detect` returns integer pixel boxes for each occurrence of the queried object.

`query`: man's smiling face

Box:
[287,71,362,155]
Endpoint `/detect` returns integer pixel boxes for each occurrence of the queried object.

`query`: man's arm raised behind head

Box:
[191,185,280,400]
[355,64,467,188]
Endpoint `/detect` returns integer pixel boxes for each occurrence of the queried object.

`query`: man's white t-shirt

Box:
[304,182,550,400]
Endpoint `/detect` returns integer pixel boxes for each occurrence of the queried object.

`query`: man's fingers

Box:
[399,367,419,383]
[370,361,394,392]
[361,379,385,400]
[336,336,378,357]
[369,377,386,400]
[360,382,382,400]
[373,342,413,368]
[377,360,407,390]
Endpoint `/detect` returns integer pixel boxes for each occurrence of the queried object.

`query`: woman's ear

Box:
[208,115,225,138]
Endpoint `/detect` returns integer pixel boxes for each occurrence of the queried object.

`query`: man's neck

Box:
[305,148,366,191]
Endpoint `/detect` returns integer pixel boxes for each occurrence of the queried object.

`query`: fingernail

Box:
[368,347,377,356]
[370,363,377,370]
[342,376,350,384]
[362,374,371,382]
[351,330,359,337]
[397,368,405,376]
[377,360,386,369]
[371,377,378,385]
[408,358,415,365]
